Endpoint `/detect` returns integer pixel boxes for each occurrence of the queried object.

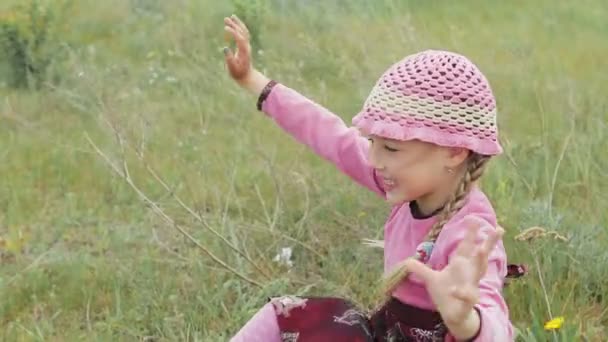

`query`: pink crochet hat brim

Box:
[352,50,503,156]
[352,112,503,155]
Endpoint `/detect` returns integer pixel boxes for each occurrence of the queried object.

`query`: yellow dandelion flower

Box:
[544,316,564,330]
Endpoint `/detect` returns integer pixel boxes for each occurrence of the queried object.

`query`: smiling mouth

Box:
[382,177,397,191]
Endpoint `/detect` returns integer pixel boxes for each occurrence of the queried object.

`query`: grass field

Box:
[1,0,607,340]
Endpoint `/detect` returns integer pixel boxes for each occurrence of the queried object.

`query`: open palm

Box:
[405,216,504,325]
[223,15,253,82]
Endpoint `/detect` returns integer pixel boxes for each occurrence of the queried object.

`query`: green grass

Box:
[1,0,607,340]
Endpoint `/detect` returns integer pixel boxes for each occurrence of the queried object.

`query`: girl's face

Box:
[367,135,468,206]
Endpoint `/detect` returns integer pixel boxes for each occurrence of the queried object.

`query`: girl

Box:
[223,14,514,342]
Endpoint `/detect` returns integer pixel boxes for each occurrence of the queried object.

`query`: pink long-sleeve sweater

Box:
[260,83,514,341]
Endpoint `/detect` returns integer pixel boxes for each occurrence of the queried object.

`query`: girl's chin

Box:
[385,189,411,205]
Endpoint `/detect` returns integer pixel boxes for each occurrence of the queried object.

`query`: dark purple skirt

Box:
[270,296,447,342]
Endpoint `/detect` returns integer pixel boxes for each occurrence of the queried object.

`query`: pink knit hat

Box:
[352,50,502,155]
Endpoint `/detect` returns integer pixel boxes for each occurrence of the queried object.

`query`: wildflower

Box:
[544,316,564,330]
[515,226,568,243]
[273,247,293,268]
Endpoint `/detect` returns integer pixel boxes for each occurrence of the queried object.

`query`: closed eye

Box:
[368,137,398,152]
[384,145,398,152]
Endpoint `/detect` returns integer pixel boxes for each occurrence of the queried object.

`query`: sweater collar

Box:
[409,201,443,220]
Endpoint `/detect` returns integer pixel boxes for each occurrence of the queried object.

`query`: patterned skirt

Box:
[270,296,447,342]
[267,263,528,341]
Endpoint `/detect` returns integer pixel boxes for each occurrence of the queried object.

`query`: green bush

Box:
[231,0,266,53]
[0,0,70,89]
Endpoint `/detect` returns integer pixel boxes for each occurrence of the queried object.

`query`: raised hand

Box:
[223,14,270,95]
[404,216,504,339]
[223,15,253,83]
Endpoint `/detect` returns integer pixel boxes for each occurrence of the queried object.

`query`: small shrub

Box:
[231,0,266,53]
[0,0,70,89]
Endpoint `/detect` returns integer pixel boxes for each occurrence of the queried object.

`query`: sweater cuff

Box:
[256,80,278,111]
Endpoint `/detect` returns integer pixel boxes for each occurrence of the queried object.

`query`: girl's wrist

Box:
[446,308,481,341]
[239,69,271,97]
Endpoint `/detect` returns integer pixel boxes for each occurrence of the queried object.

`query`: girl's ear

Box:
[445,147,470,168]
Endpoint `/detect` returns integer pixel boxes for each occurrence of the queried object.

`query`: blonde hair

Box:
[382,153,491,295]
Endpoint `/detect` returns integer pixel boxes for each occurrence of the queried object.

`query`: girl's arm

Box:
[258,80,385,197]
[223,15,384,196]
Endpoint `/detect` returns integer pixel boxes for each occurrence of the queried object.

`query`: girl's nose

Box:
[368,148,385,170]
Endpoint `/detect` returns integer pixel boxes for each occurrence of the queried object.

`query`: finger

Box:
[223,46,238,74]
[450,286,478,305]
[225,21,246,42]
[234,28,251,57]
[224,25,248,53]
[475,226,504,263]
[223,45,234,62]
[481,226,504,255]
[224,25,242,42]
[226,16,249,40]
[222,28,238,65]
[223,20,234,43]
[473,227,504,278]
[454,216,484,257]
[231,14,251,36]
[404,258,436,284]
